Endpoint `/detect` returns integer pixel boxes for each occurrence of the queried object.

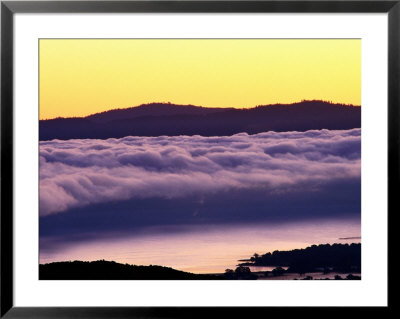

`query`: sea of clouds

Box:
[39,129,361,217]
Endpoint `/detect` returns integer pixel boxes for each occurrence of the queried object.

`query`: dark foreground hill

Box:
[39,260,223,280]
[39,100,361,140]
[239,243,361,273]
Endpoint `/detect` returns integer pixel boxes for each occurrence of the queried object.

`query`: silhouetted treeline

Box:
[223,266,258,280]
[39,260,224,280]
[296,274,361,280]
[240,243,361,273]
[40,100,361,140]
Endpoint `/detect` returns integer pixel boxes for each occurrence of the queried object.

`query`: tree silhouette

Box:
[271,267,285,277]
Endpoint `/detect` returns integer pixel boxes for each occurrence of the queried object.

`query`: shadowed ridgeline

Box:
[239,243,361,274]
[39,243,361,280]
[39,260,223,280]
[39,100,361,140]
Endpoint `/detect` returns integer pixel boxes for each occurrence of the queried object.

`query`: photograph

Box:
[38,38,362,281]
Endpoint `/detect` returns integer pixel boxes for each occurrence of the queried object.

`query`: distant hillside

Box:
[86,102,232,123]
[39,260,223,280]
[240,243,361,273]
[40,100,361,140]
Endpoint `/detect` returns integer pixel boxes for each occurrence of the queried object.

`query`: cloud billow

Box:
[39,129,361,217]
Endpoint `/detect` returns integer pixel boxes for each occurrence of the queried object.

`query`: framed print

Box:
[1,0,396,317]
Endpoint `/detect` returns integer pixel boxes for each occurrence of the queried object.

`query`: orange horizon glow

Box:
[39,39,361,120]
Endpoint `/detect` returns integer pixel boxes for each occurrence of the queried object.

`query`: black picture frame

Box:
[1,0,396,317]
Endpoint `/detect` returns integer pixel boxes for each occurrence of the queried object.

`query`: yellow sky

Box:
[39,39,361,120]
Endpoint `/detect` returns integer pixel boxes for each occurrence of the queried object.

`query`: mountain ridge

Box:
[39,260,223,280]
[39,100,361,140]
[42,100,359,121]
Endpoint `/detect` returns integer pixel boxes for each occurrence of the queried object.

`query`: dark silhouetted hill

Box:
[240,243,361,273]
[39,100,361,140]
[39,260,223,280]
[86,102,232,123]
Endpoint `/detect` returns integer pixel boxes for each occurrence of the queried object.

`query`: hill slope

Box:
[39,260,223,280]
[240,243,361,273]
[40,100,361,140]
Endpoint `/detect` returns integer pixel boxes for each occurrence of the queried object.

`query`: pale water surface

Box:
[40,219,360,274]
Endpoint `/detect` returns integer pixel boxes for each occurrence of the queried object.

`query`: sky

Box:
[39,39,361,271]
[39,39,361,120]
